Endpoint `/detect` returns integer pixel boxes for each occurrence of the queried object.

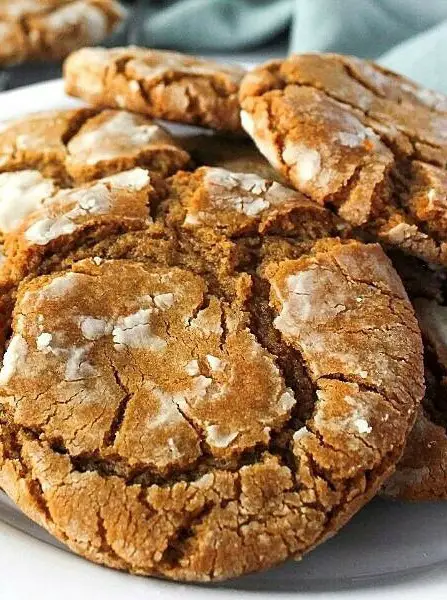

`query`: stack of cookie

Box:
[0,46,445,582]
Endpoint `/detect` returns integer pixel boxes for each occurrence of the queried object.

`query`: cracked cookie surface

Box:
[0,166,424,580]
[239,53,447,266]
[0,108,190,184]
[0,0,125,66]
[382,255,447,500]
[64,46,246,132]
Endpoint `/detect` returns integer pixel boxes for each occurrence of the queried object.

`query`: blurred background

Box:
[2,0,447,92]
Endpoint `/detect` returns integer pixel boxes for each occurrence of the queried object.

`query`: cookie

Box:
[0,167,155,375]
[0,0,126,66]
[163,166,348,239]
[381,255,447,500]
[64,46,246,132]
[182,134,286,183]
[1,168,157,284]
[239,54,447,266]
[0,165,423,580]
[0,108,190,184]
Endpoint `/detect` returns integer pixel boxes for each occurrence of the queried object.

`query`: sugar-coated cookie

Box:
[0,0,126,66]
[64,46,246,132]
[239,54,447,266]
[0,108,190,184]
[0,166,423,580]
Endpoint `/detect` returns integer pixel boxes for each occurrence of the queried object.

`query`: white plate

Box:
[0,79,447,600]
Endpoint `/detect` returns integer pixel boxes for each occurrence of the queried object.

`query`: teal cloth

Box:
[139,0,447,92]
[142,0,293,51]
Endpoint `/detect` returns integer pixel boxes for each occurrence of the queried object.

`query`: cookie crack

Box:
[422,344,447,430]
[159,501,215,569]
[6,428,60,531]
[246,274,316,426]
[316,372,408,416]
[339,61,388,101]
[95,510,133,570]
[103,360,133,447]
[60,109,100,150]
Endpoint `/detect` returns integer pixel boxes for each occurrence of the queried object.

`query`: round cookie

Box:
[0,166,424,581]
[63,46,246,132]
[0,108,190,184]
[0,0,126,66]
[0,167,155,356]
[382,255,447,500]
[1,168,156,284]
[239,53,447,266]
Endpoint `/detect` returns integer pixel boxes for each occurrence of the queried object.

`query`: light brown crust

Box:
[1,168,159,285]
[63,46,246,132]
[0,0,126,66]
[163,166,349,239]
[0,166,424,580]
[0,108,190,184]
[239,53,447,266]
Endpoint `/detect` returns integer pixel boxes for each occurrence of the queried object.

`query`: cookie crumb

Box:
[354,418,372,434]
[206,355,224,372]
[185,359,200,376]
[36,332,52,352]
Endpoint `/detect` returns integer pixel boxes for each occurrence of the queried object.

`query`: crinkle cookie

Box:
[239,54,447,266]
[0,167,156,351]
[0,165,424,580]
[382,255,447,500]
[0,0,126,66]
[64,46,246,132]
[0,108,190,184]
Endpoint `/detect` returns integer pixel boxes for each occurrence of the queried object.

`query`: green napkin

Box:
[140,0,294,51]
[135,0,447,91]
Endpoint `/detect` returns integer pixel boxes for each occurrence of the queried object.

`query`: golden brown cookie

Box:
[382,255,447,500]
[0,0,126,66]
[239,53,447,266]
[0,166,424,581]
[64,46,246,131]
[2,168,156,283]
[0,108,190,184]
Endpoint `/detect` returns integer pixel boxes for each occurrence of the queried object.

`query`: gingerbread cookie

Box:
[64,46,246,132]
[0,108,190,184]
[239,54,447,266]
[0,165,423,580]
[381,255,447,500]
[2,168,156,283]
[0,0,126,66]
